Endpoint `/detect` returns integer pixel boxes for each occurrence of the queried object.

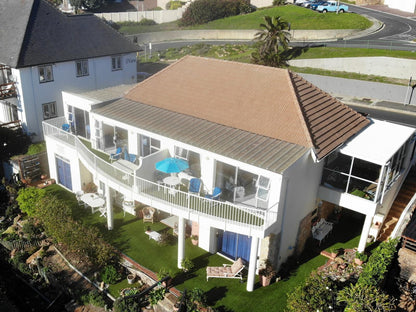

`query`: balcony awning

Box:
[339,119,415,166]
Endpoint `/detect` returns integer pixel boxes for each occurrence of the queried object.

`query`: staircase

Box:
[378,173,416,242]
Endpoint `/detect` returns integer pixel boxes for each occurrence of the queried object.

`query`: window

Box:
[111,55,122,71]
[75,60,89,77]
[174,146,189,160]
[38,65,53,83]
[256,175,270,201]
[42,101,57,120]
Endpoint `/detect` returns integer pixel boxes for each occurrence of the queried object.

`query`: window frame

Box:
[42,101,57,120]
[111,55,122,71]
[38,65,54,83]
[75,59,89,77]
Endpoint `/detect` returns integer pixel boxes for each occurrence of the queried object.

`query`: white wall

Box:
[45,136,83,192]
[16,53,137,141]
[277,151,323,265]
[95,8,186,24]
[385,0,416,13]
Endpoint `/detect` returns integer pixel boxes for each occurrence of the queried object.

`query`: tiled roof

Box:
[125,56,369,160]
[94,98,309,174]
[289,72,370,159]
[0,0,138,68]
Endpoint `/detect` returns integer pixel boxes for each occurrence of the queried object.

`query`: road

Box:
[141,5,416,53]
[347,104,416,128]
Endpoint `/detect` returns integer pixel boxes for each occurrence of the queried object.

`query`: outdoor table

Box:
[145,230,161,242]
[80,193,105,213]
[163,176,181,194]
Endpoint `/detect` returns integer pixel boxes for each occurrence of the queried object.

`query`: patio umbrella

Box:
[155,157,189,174]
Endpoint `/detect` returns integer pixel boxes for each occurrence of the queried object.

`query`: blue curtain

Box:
[237,234,252,262]
[219,231,251,262]
[56,157,72,190]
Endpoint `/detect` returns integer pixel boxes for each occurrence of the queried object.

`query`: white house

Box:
[42,56,416,291]
[0,0,138,141]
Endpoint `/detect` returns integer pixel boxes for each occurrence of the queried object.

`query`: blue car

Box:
[310,0,327,10]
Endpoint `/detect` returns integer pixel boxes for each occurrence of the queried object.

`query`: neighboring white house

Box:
[0,0,138,141]
[43,56,416,292]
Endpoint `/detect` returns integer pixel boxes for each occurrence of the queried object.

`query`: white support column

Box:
[106,185,113,230]
[177,216,185,269]
[246,236,259,292]
[358,213,373,252]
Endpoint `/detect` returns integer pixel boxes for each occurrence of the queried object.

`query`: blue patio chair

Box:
[189,178,201,195]
[110,147,122,162]
[205,187,222,200]
[129,154,137,163]
[62,123,70,132]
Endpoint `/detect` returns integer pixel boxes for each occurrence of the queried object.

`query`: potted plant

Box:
[181,257,194,273]
[258,259,276,287]
[191,235,198,245]
[354,252,368,265]
[127,273,136,284]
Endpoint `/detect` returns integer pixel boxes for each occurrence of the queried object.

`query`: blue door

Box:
[219,231,251,262]
[56,157,72,190]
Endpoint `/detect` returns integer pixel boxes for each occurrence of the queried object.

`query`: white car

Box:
[295,0,308,5]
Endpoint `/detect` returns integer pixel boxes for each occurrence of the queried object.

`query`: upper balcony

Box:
[43,117,279,236]
[0,65,16,100]
[0,82,17,100]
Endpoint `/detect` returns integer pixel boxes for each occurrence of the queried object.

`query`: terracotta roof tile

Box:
[121,56,369,161]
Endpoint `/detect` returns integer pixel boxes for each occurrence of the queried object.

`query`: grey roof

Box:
[93,98,309,174]
[69,84,136,103]
[0,0,138,68]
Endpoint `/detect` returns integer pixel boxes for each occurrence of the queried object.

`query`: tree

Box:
[0,127,31,163]
[251,15,308,68]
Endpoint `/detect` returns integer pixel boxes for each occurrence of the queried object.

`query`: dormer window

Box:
[38,65,53,83]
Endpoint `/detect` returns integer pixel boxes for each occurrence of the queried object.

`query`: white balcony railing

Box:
[43,117,278,231]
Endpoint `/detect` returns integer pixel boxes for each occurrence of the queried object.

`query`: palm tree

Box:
[252,15,307,68]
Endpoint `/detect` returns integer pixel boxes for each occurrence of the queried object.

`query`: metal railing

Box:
[43,118,278,231]
[391,192,416,239]
[0,82,17,99]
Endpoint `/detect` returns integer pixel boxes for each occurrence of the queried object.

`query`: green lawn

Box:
[45,184,364,312]
[118,5,371,34]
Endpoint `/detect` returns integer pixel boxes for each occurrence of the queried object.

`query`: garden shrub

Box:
[26,142,46,155]
[273,0,286,6]
[100,265,122,284]
[166,1,185,10]
[286,271,339,312]
[337,283,396,312]
[358,238,398,287]
[81,289,106,307]
[179,0,252,26]
[22,220,42,240]
[138,18,157,26]
[17,187,46,217]
[113,297,141,312]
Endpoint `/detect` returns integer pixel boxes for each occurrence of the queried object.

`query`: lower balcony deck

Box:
[43,117,278,237]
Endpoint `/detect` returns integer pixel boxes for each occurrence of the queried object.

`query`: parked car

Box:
[310,0,327,10]
[302,0,319,8]
[316,0,348,12]
[295,0,308,6]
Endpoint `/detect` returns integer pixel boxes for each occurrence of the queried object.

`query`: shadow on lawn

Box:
[278,209,365,280]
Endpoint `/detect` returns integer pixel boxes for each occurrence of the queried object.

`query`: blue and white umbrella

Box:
[155,157,189,174]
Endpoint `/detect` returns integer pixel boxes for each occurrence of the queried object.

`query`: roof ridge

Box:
[287,70,315,149]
